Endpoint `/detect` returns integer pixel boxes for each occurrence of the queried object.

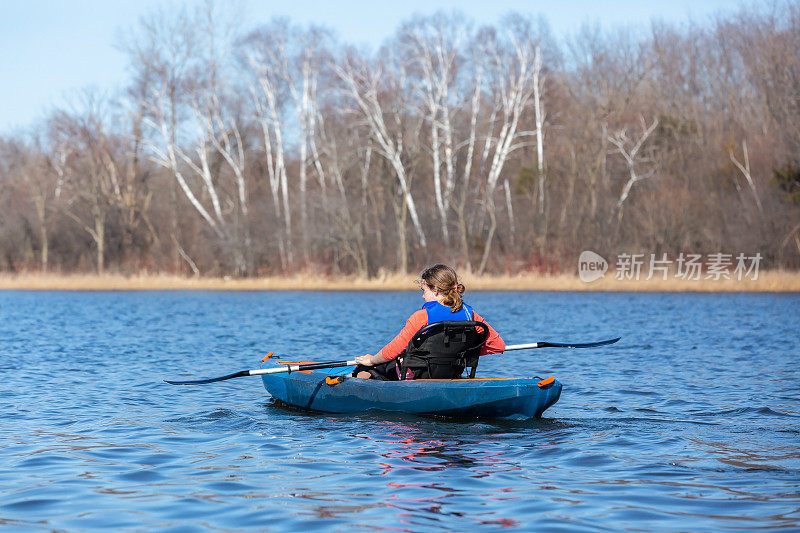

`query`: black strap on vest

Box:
[399,320,489,380]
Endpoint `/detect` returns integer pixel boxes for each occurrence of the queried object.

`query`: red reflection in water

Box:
[347,420,526,528]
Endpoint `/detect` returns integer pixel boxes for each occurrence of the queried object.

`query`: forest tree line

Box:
[1,2,799,277]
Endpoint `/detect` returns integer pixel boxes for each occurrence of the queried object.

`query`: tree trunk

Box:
[456,202,470,270]
[299,136,309,263]
[34,197,48,273]
[477,201,496,275]
[94,209,105,274]
[399,194,409,274]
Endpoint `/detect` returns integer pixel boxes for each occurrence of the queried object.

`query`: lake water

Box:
[1,290,798,531]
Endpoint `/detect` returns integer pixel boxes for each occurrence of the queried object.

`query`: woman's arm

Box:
[472,310,505,355]
[354,310,427,367]
[376,310,428,362]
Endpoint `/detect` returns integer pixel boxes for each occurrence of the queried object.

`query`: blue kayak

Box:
[260,360,562,419]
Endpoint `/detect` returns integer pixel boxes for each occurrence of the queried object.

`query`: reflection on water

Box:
[0,291,798,530]
[372,426,487,472]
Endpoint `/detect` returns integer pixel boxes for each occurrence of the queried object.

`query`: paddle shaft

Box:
[506,342,548,350]
[165,360,357,385]
[252,360,357,375]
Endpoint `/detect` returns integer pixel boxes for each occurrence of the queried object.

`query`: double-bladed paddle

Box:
[504,336,621,351]
[164,337,620,385]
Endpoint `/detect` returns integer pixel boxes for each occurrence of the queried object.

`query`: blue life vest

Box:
[423,300,473,324]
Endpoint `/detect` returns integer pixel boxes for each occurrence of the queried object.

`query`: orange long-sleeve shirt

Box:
[377,309,505,362]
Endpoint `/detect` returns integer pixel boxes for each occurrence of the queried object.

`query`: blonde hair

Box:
[419,264,466,312]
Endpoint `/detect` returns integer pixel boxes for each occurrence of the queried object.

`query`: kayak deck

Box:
[260,361,561,419]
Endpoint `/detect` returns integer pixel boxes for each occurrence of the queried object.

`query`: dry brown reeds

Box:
[0,270,798,292]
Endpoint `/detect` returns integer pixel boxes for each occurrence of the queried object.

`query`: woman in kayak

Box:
[353,263,505,379]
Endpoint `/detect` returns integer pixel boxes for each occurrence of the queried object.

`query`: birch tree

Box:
[334,48,427,272]
[241,21,334,263]
[316,113,372,277]
[607,116,659,223]
[239,23,295,267]
[121,5,201,272]
[453,42,485,269]
[289,26,333,261]
[138,2,252,274]
[728,139,764,217]
[399,14,468,245]
[476,19,545,274]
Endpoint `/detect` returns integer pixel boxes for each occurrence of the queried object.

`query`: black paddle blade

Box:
[540,337,621,349]
[165,370,249,385]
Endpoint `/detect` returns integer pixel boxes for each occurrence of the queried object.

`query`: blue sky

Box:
[0,0,743,133]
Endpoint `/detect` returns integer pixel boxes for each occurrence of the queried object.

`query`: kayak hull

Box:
[260,362,561,419]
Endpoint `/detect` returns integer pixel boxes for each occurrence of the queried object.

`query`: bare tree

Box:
[607,116,659,223]
[241,21,334,264]
[0,136,61,272]
[138,2,252,274]
[334,47,427,272]
[49,95,127,273]
[120,4,201,272]
[728,139,764,216]
[239,22,296,267]
[476,18,545,274]
[398,13,471,245]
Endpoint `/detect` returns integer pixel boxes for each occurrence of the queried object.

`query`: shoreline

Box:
[0,271,798,292]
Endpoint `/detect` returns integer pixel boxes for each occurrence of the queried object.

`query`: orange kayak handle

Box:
[538,376,555,388]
